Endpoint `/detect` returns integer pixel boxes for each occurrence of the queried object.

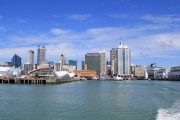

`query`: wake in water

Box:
[156,100,180,120]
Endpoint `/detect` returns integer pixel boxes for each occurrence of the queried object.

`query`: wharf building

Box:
[146,63,164,79]
[131,65,145,79]
[37,46,46,65]
[11,54,22,68]
[168,66,180,80]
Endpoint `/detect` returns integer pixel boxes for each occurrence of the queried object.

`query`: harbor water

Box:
[0,80,180,120]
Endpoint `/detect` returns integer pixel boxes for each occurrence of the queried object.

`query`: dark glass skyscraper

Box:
[85,53,101,76]
[68,60,77,67]
[11,54,21,68]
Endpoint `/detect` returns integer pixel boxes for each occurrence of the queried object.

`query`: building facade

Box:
[116,43,131,76]
[82,61,85,70]
[54,62,61,71]
[131,66,145,79]
[110,48,117,75]
[11,54,21,68]
[99,50,106,76]
[28,50,34,66]
[74,70,97,77]
[85,53,101,76]
[68,60,77,68]
[60,54,66,66]
[37,46,46,65]
[24,62,33,75]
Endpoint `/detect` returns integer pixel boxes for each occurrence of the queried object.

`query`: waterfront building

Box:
[85,53,100,76]
[155,68,169,79]
[116,43,131,76]
[110,48,117,75]
[28,50,34,66]
[61,65,76,72]
[68,60,77,68]
[37,46,46,65]
[168,66,180,79]
[0,67,23,78]
[11,54,21,68]
[146,63,163,79]
[0,62,12,67]
[131,65,145,79]
[74,70,97,77]
[24,62,33,75]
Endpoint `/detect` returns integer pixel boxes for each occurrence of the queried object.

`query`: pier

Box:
[0,77,78,84]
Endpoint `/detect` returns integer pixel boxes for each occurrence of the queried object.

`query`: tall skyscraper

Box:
[116,43,131,76]
[85,51,106,76]
[99,50,106,76]
[60,54,66,66]
[37,46,46,65]
[11,54,21,68]
[110,48,118,75]
[28,50,34,66]
[82,61,85,70]
[85,53,100,76]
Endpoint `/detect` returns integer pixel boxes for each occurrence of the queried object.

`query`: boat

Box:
[113,75,123,81]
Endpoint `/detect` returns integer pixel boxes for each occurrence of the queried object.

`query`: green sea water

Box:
[0,80,180,120]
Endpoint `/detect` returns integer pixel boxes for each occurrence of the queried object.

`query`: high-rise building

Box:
[68,60,77,68]
[11,54,21,68]
[99,50,106,76]
[85,53,100,76]
[28,50,34,66]
[24,62,33,75]
[60,54,66,66]
[54,62,61,71]
[37,46,46,65]
[85,51,106,77]
[82,61,85,70]
[116,43,131,76]
[110,48,118,75]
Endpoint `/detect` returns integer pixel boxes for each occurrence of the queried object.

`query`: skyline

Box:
[0,0,180,68]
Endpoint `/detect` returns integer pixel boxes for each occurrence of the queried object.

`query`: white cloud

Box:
[50,28,70,35]
[141,14,180,23]
[16,19,26,23]
[67,14,92,20]
[1,22,180,64]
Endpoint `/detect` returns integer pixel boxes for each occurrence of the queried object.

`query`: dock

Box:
[0,77,78,84]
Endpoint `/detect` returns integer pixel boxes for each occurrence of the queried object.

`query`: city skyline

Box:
[0,0,180,68]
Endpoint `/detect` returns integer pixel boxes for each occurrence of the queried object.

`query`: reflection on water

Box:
[0,80,180,120]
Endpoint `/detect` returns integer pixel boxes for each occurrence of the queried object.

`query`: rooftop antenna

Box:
[120,34,122,45]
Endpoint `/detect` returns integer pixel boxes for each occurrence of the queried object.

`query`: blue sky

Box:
[0,0,180,68]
